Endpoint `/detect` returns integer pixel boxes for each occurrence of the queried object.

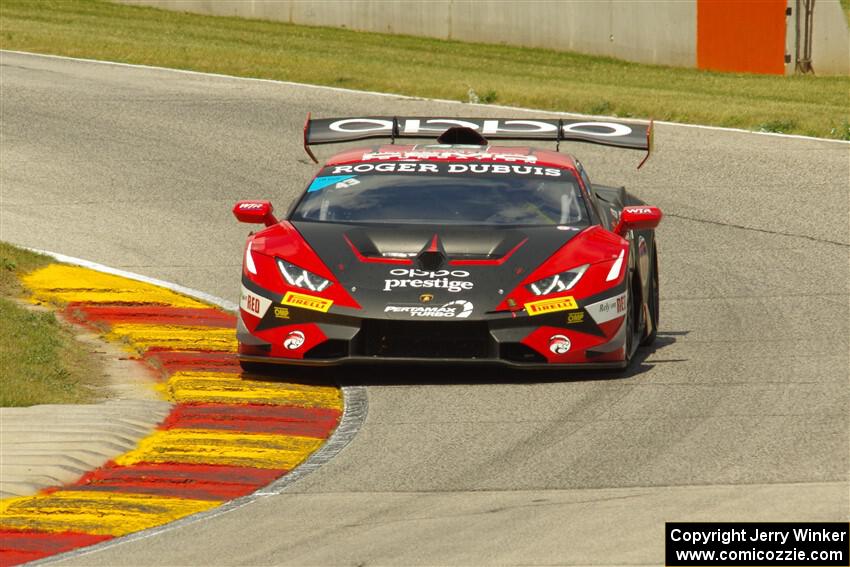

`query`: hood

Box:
[290,221,584,319]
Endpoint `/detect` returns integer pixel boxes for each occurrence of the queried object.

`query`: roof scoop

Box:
[436,126,488,146]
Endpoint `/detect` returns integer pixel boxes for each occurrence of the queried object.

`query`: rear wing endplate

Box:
[303,115,654,168]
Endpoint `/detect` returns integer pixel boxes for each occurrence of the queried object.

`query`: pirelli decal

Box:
[281,291,333,313]
[524,296,578,316]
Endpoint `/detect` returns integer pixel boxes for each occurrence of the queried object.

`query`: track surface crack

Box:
[668,213,849,247]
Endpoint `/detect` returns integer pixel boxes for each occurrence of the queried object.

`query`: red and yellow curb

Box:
[1,264,343,566]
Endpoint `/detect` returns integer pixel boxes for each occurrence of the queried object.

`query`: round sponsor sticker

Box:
[548,334,571,355]
[284,330,306,350]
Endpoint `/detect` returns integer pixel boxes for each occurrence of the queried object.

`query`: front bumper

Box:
[237,300,629,369]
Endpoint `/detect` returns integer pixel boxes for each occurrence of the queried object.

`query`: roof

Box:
[323,144,578,171]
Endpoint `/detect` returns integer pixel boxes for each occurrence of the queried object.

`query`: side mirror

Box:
[233,200,278,227]
[614,206,662,236]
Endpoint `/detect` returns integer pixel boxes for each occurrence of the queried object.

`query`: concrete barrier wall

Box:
[117,0,848,75]
[810,0,850,75]
[117,0,696,67]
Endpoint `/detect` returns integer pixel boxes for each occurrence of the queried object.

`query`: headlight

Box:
[276,258,332,292]
[245,243,257,275]
[526,264,588,296]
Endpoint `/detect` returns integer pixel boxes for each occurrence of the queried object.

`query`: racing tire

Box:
[640,247,659,347]
[624,271,637,365]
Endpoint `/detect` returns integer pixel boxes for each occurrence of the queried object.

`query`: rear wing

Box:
[303,115,654,168]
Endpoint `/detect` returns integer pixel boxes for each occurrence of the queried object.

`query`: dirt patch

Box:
[64,321,162,402]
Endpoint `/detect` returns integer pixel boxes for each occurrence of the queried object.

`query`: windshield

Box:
[291,161,589,226]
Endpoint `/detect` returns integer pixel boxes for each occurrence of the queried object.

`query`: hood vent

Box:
[416,234,447,270]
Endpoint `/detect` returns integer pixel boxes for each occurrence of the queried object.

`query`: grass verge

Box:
[0,0,848,140]
[0,242,105,406]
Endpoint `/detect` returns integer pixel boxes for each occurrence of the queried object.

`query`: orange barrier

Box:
[697,0,788,75]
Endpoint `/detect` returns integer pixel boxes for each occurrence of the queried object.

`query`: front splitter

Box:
[238,354,629,370]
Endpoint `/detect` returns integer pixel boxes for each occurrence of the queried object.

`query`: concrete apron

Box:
[1,326,170,499]
[0,263,344,566]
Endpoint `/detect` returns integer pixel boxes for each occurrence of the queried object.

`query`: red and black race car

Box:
[234,116,662,370]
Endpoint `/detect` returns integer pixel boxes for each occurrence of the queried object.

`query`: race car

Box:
[234,116,662,370]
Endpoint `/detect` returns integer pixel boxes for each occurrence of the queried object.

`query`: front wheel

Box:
[640,248,659,347]
[623,271,637,365]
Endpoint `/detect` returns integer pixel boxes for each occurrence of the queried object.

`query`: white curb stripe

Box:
[25,248,239,312]
[2,49,847,145]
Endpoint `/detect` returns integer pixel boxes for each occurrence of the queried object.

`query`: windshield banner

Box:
[323,162,564,177]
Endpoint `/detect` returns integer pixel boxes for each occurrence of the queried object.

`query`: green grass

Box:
[0,0,848,140]
[841,0,850,26]
[0,242,105,406]
[0,242,52,298]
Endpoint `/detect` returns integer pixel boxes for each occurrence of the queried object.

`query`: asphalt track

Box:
[1,51,848,566]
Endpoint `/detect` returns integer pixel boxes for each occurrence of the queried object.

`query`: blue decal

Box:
[307,175,355,193]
